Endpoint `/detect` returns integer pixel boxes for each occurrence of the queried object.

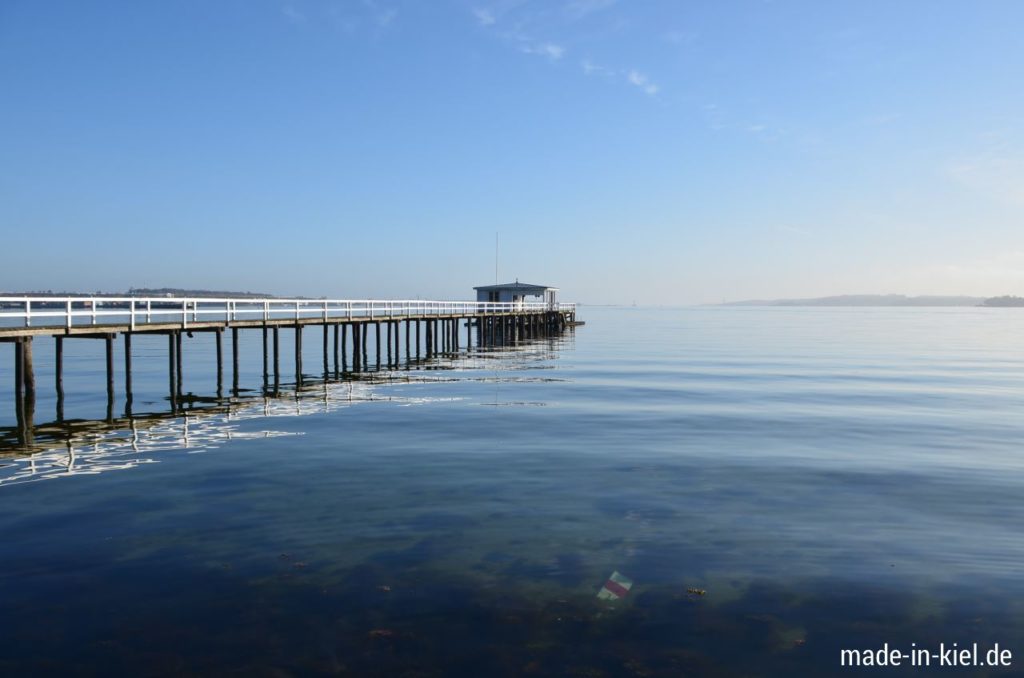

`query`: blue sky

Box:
[2,1,1022,304]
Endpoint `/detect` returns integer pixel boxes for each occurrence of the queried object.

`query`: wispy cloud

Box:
[580,58,613,77]
[313,0,398,35]
[472,2,661,97]
[581,59,659,97]
[627,70,658,96]
[521,41,565,61]
[282,4,306,25]
[564,0,617,21]
[362,0,398,29]
[472,7,497,26]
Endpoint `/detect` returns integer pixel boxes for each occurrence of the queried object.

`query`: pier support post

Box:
[55,336,64,420]
[232,327,240,393]
[124,332,133,412]
[216,328,224,395]
[168,333,177,409]
[361,322,369,366]
[386,321,392,366]
[342,323,348,371]
[295,325,303,385]
[105,334,115,405]
[333,324,339,375]
[262,326,268,381]
[353,323,361,371]
[23,340,35,443]
[273,327,280,393]
[175,330,183,394]
[22,337,35,404]
[323,323,329,376]
[375,322,381,369]
[405,320,411,363]
[14,339,25,433]
[393,321,400,364]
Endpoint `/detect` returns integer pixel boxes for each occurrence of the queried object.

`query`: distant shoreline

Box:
[718,294,1024,308]
[0,288,278,299]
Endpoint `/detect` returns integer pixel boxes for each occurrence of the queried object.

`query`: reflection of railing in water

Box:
[0,335,571,487]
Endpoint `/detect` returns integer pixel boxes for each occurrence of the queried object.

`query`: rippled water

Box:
[2,306,1024,676]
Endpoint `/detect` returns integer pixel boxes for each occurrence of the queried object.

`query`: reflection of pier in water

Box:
[2,296,578,443]
[0,336,569,488]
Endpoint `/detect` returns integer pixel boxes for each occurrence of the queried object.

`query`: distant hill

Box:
[128,288,274,299]
[721,294,987,307]
[1,288,278,298]
[981,296,1024,307]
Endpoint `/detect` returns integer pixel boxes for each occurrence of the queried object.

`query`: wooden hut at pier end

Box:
[473,281,559,309]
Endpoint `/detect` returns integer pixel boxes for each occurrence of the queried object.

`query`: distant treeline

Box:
[721,294,1024,308]
[0,288,288,310]
[721,294,986,307]
[981,296,1024,307]
[0,288,274,299]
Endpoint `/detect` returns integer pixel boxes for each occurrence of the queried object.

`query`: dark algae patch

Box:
[1,553,1021,676]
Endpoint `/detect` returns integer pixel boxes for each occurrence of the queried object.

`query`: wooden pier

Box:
[0,297,577,441]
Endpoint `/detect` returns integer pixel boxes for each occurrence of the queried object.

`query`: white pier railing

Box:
[0,297,577,330]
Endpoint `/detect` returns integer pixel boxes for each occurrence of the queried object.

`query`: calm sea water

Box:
[2,306,1024,676]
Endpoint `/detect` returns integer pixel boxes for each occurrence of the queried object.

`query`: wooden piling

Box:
[55,336,64,420]
[216,328,224,393]
[168,333,177,408]
[124,332,133,403]
[105,334,115,402]
[232,327,240,392]
[175,331,183,394]
[22,336,35,403]
[272,326,280,380]
[22,340,35,441]
[262,326,268,379]
[14,339,24,431]
[333,324,339,375]
[352,323,361,371]
[405,320,411,361]
[375,322,381,368]
[341,323,348,371]
[295,325,303,384]
[393,321,400,363]
[361,321,369,364]
[323,323,329,375]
